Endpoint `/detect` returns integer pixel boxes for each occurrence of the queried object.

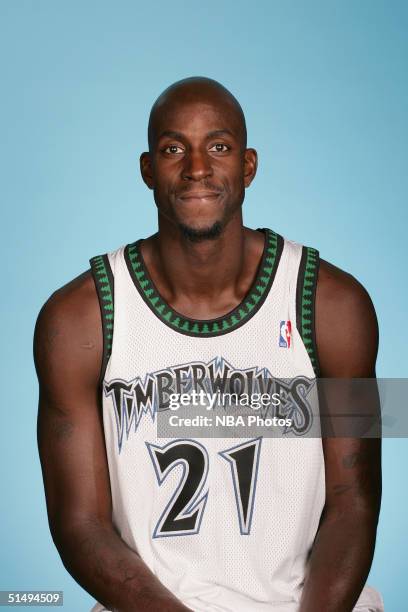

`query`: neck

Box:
[139,214,265,320]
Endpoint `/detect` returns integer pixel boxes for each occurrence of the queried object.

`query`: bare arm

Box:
[34,271,191,612]
[299,260,381,612]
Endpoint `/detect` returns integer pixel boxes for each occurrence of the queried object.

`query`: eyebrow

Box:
[158,128,235,141]
[206,129,235,138]
[158,130,185,140]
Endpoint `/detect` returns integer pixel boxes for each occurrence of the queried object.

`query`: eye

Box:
[209,143,230,153]
[163,144,184,154]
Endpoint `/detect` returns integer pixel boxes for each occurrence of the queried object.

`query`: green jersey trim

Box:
[125,228,284,338]
[89,254,114,383]
[296,246,320,377]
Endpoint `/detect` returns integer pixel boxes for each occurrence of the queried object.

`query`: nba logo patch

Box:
[279,320,292,348]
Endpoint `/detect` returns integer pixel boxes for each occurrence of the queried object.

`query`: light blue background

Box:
[1,1,407,610]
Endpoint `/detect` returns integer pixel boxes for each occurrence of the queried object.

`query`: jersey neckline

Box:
[124,228,284,338]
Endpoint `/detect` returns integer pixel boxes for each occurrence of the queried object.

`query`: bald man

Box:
[34,77,383,612]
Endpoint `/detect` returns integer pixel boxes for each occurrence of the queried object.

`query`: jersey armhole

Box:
[296,246,321,377]
[89,254,114,386]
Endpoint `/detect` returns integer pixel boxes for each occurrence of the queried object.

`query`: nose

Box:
[181,150,213,181]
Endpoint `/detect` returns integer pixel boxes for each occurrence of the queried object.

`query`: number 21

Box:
[146,437,262,538]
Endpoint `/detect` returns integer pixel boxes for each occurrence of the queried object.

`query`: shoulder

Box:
[315,259,378,377]
[34,270,102,381]
[35,270,100,334]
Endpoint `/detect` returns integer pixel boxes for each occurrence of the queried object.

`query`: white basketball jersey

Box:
[89,228,326,612]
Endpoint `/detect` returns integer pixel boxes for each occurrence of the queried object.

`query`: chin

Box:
[178,221,223,243]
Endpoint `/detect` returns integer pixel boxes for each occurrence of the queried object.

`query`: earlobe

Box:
[140,152,154,190]
[244,148,258,187]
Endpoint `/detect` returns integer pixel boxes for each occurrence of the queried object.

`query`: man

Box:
[34,77,383,611]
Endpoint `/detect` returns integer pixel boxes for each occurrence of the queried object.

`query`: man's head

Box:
[140,77,257,242]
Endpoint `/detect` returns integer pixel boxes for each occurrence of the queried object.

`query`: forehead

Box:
[152,96,243,141]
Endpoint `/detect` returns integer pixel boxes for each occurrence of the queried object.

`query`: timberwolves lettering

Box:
[104,357,316,450]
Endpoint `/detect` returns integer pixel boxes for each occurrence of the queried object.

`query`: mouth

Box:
[177,191,221,203]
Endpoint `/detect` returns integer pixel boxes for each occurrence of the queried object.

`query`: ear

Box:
[140,152,154,189]
[243,148,258,188]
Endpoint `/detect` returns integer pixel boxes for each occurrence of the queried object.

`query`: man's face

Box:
[141,96,256,239]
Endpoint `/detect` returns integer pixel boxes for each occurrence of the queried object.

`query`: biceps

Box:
[323,438,382,515]
[38,389,112,534]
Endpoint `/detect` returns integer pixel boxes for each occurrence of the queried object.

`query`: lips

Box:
[178,191,221,201]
